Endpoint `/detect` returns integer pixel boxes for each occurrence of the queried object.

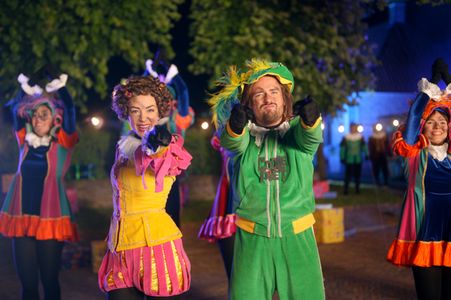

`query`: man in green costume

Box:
[340,123,369,194]
[210,59,325,300]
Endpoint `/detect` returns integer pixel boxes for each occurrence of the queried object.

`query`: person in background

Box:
[143,58,195,226]
[368,124,390,186]
[98,76,192,299]
[340,122,368,194]
[198,132,236,281]
[387,59,451,300]
[0,67,79,300]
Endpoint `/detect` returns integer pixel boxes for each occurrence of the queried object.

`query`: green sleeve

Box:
[219,122,250,155]
[292,116,323,155]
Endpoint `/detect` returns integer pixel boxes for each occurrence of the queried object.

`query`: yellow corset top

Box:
[107,162,182,252]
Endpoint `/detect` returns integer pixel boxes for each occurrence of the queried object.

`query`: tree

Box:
[188,0,381,114]
[0,0,182,110]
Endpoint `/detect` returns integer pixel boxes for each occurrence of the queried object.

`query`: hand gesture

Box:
[292,95,320,127]
[145,125,172,152]
[229,103,253,133]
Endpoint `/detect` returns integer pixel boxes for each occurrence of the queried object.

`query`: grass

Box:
[317,184,404,207]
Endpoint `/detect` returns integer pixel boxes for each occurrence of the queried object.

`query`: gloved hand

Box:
[440,60,451,85]
[27,66,48,88]
[145,125,172,152]
[229,103,253,133]
[431,58,447,84]
[292,95,320,127]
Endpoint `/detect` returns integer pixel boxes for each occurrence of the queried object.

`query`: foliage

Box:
[70,125,117,179]
[0,0,182,110]
[188,0,380,114]
[0,108,19,175]
[184,127,221,175]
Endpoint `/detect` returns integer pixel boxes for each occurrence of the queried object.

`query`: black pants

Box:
[107,288,181,300]
[166,178,181,227]
[412,266,451,300]
[12,237,64,300]
[371,156,389,185]
[218,235,235,281]
[344,163,362,194]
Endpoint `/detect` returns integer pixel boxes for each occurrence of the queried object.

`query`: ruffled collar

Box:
[25,131,52,148]
[428,143,449,161]
[117,132,142,160]
[248,121,290,147]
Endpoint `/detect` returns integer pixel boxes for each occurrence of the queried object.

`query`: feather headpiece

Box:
[208,58,294,132]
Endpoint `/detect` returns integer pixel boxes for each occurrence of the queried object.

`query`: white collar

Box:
[117,133,141,160]
[25,131,51,148]
[428,143,449,161]
[248,121,290,147]
[345,132,363,141]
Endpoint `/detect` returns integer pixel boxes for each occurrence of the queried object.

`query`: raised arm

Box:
[292,96,323,155]
[403,59,446,145]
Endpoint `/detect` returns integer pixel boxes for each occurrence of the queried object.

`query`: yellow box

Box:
[314,207,344,244]
[314,207,344,224]
[315,227,345,243]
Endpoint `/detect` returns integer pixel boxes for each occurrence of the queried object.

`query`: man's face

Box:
[249,76,285,127]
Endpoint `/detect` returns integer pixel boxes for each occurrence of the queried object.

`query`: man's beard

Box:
[259,109,284,127]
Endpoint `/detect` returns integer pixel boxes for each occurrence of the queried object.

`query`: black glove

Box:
[229,104,253,133]
[27,66,48,87]
[146,125,172,152]
[431,58,448,84]
[292,96,320,127]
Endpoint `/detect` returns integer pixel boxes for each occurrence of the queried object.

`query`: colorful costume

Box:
[0,71,78,300]
[211,59,325,300]
[198,134,237,279]
[387,78,451,267]
[0,74,78,241]
[198,134,236,242]
[98,131,192,296]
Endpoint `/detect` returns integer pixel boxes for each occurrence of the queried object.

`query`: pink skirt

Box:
[98,239,190,296]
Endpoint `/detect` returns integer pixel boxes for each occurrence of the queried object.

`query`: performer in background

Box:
[387,59,451,300]
[0,67,79,300]
[144,58,195,226]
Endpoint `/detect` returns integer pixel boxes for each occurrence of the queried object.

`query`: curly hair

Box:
[111,76,173,120]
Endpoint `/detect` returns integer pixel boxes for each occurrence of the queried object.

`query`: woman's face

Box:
[423,110,449,146]
[31,105,53,137]
[127,94,159,137]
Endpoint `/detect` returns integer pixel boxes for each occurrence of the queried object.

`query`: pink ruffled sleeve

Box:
[134,134,192,192]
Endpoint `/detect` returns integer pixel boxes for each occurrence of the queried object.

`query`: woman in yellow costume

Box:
[98,76,192,299]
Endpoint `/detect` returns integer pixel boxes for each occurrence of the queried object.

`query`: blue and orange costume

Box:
[387,78,451,267]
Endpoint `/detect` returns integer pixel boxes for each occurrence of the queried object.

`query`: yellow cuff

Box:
[292,213,315,234]
[300,116,322,129]
[235,216,255,233]
[226,122,246,138]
